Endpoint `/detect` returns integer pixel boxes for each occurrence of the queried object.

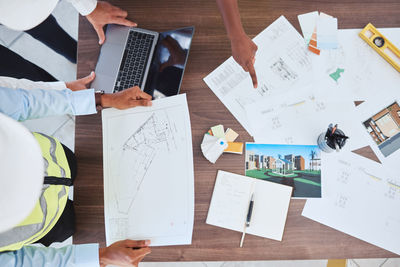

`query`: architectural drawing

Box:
[265,17,289,42]
[303,153,400,255]
[270,57,298,82]
[286,41,312,71]
[115,111,176,214]
[102,94,194,246]
[204,16,314,137]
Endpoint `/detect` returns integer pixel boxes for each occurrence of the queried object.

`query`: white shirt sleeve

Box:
[0,243,99,267]
[67,0,98,16]
[0,76,67,91]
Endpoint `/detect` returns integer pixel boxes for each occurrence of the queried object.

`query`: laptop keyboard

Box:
[113,30,155,92]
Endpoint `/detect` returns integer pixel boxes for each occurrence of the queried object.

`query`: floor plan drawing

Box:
[102,94,194,246]
[115,112,177,214]
[204,16,314,137]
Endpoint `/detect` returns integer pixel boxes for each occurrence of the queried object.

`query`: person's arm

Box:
[68,0,136,45]
[1,71,96,92]
[0,85,152,122]
[67,0,98,16]
[0,87,96,121]
[0,243,99,267]
[216,0,258,88]
[0,240,151,267]
[0,76,67,91]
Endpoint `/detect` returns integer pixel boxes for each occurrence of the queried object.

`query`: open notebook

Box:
[206,170,292,241]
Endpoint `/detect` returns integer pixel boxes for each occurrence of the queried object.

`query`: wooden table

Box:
[74,0,400,261]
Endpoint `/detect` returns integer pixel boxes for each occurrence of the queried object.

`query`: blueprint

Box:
[102,94,194,246]
[203,16,314,136]
[115,112,176,214]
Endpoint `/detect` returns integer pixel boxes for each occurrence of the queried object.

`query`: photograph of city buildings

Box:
[363,102,400,157]
[245,143,321,198]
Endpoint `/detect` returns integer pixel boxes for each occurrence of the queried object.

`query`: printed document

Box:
[102,94,194,246]
[303,152,400,255]
[204,16,313,136]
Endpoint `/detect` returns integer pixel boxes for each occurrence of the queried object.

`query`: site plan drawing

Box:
[102,94,194,246]
[116,112,176,214]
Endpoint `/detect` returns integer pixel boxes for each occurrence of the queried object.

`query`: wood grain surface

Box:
[74,0,400,261]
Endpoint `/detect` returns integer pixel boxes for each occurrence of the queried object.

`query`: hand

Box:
[86,1,137,45]
[230,33,258,88]
[66,71,96,91]
[101,86,152,109]
[99,239,151,267]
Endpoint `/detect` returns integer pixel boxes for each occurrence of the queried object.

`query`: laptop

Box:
[91,25,195,99]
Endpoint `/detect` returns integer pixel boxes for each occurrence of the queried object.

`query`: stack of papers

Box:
[204,14,400,254]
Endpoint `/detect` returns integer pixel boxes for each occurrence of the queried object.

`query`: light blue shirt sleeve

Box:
[0,243,99,267]
[0,86,97,121]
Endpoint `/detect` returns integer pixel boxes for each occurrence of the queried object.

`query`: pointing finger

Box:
[247,62,258,88]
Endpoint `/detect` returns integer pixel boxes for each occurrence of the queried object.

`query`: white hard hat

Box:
[0,0,58,31]
[0,113,44,233]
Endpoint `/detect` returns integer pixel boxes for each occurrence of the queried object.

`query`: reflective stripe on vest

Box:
[0,133,71,252]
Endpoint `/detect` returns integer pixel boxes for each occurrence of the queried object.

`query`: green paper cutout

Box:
[329,68,345,82]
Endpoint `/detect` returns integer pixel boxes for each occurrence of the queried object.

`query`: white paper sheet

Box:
[207,170,292,241]
[245,85,368,150]
[302,152,400,255]
[102,94,194,246]
[204,16,313,136]
[298,11,319,44]
[317,13,338,49]
[315,28,400,101]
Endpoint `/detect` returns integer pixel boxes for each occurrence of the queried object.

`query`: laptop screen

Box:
[144,26,194,99]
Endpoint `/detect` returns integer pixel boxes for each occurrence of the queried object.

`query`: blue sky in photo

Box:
[246,143,321,167]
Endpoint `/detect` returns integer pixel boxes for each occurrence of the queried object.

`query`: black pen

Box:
[240,193,255,248]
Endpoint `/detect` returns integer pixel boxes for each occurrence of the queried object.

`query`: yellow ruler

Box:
[359,23,400,72]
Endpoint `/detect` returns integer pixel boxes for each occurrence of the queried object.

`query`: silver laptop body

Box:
[91,25,159,94]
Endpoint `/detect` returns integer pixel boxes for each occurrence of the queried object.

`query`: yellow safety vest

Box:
[0,133,71,252]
